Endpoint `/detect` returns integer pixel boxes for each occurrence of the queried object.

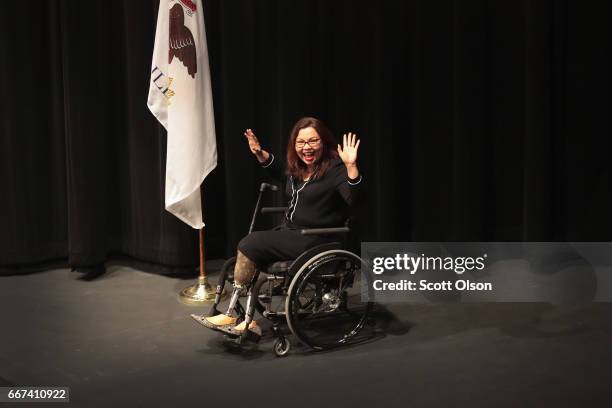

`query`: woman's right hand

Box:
[244,128,261,154]
[244,128,269,163]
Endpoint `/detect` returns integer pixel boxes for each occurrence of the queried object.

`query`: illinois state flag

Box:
[147,0,217,229]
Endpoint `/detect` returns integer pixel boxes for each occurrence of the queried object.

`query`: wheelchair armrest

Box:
[261,207,288,214]
[300,226,350,235]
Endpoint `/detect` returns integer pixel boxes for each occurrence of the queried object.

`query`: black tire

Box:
[285,250,372,351]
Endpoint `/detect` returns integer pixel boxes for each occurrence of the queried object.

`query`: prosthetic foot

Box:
[191,283,243,333]
[234,320,258,332]
[191,313,237,331]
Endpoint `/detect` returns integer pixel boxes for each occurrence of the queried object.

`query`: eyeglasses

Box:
[295,138,321,148]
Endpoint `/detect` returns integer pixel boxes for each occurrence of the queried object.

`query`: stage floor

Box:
[1,263,611,407]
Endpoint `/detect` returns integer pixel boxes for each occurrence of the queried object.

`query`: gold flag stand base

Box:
[179,224,226,305]
[179,275,217,305]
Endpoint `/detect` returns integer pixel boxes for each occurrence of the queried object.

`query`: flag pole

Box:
[179,201,218,304]
[198,227,206,279]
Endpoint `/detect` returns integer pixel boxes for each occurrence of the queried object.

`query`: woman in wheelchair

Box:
[194,116,365,351]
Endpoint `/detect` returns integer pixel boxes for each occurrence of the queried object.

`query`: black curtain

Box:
[1,0,612,272]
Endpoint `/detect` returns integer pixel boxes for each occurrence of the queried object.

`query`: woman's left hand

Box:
[338,132,360,167]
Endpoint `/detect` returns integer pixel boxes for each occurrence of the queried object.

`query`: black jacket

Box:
[261,154,363,228]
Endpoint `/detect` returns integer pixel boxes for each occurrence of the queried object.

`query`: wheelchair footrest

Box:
[191,314,262,343]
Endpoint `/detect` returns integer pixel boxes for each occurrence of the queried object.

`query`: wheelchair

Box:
[205,182,373,357]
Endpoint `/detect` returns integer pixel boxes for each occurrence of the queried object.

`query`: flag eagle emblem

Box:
[169,3,197,78]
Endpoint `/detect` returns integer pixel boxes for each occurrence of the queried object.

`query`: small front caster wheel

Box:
[273,337,291,357]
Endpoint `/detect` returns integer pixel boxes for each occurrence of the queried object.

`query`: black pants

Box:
[237,221,339,267]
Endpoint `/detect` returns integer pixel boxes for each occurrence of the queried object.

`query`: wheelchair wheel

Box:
[273,337,291,357]
[285,250,372,351]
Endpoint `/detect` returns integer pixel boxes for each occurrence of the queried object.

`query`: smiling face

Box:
[295,127,322,169]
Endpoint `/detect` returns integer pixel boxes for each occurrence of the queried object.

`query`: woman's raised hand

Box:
[337,132,360,167]
[244,128,269,163]
[244,128,262,155]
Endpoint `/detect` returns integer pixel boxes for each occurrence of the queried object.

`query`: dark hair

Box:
[286,117,338,180]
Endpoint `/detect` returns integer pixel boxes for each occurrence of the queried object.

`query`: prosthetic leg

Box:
[192,251,261,343]
[236,280,262,344]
